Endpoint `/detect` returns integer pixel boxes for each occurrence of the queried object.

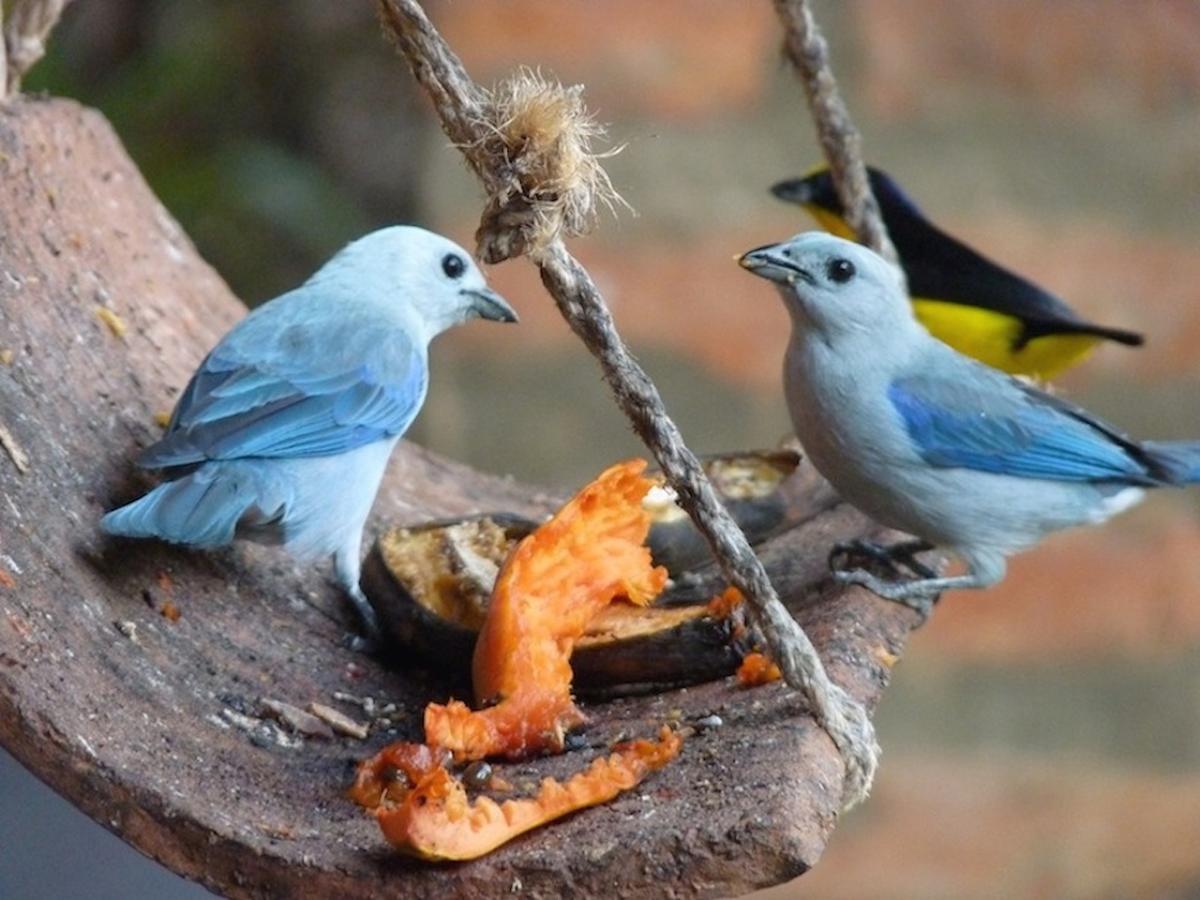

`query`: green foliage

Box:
[26,0,383,302]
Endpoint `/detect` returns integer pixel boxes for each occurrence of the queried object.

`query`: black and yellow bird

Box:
[770,166,1143,379]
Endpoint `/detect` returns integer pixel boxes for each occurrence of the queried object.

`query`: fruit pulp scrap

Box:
[357,727,681,861]
[426,460,668,760]
[706,586,744,619]
[349,741,448,810]
[736,651,782,686]
[704,589,782,686]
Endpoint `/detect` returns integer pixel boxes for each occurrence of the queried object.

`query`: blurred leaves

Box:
[26,0,423,302]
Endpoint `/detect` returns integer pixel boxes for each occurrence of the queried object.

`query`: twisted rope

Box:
[378,0,880,808]
[2,0,76,96]
[773,0,901,268]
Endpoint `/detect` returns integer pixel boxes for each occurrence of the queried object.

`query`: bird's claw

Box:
[829,539,937,580]
[832,568,938,618]
[343,631,381,655]
[828,539,891,573]
[342,588,385,655]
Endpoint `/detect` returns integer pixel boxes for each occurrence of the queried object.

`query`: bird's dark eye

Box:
[441,254,466,279]
[827,258,856,284]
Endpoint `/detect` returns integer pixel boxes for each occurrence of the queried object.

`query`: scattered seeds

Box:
[261,698,334,739]
[308,702,369,740]
[0,420,30,473]
[332,691,378,717]
[462,760,493,790]
[95,306,127,338]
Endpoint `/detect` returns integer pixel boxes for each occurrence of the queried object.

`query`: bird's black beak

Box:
[463,287,518,323]
[769,177,814,205]
[738,243,815,286]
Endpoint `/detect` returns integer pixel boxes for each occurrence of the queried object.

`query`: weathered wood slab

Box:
[0,97,922,898]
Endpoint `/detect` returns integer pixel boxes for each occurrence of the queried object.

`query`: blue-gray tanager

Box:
[102,226,517,640]
[739,232,1200,615]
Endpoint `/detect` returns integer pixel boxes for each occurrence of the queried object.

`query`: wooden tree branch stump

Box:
[0,97,923,898]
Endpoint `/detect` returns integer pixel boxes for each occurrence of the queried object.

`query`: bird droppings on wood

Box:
[113,619,138,643]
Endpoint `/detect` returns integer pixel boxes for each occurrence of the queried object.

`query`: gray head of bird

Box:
[738,232,913,343]
[309,225,518,343]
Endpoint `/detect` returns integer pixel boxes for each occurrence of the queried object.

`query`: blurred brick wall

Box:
[437,0,779,120]
[852,0,1200,118]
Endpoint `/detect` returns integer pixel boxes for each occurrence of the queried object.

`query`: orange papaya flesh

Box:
[705,589,783,686]
[736,651,783,686]
[353,461,685,860]
[425,460,668,761]
[360,727,681,861]
[706,585,745,619]
[349,741,444,811]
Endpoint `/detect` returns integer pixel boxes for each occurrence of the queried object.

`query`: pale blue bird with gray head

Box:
[739,231,1200,616]
[102,225,517,641]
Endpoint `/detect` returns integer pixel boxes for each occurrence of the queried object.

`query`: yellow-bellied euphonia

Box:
[771,166,1143,379]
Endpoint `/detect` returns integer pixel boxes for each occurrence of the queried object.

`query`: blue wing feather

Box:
[888,373,1163,485]
[143,340,426,468]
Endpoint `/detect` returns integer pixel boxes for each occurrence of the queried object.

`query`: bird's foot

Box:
[342,585,385,655]
[829,538,937,580]
[342,632,381,655]
[831,568,939,618]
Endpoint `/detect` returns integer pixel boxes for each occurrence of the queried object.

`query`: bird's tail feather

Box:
[1143,441,1200,485]
[1048,319,1144,347]
[101,466,259,549]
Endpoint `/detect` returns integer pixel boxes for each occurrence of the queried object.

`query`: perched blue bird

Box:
[739,232,1200,615]
[102,226,518,639]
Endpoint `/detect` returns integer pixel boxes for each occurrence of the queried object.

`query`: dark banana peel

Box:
[644,449,800,575]
[361,451,801,695]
